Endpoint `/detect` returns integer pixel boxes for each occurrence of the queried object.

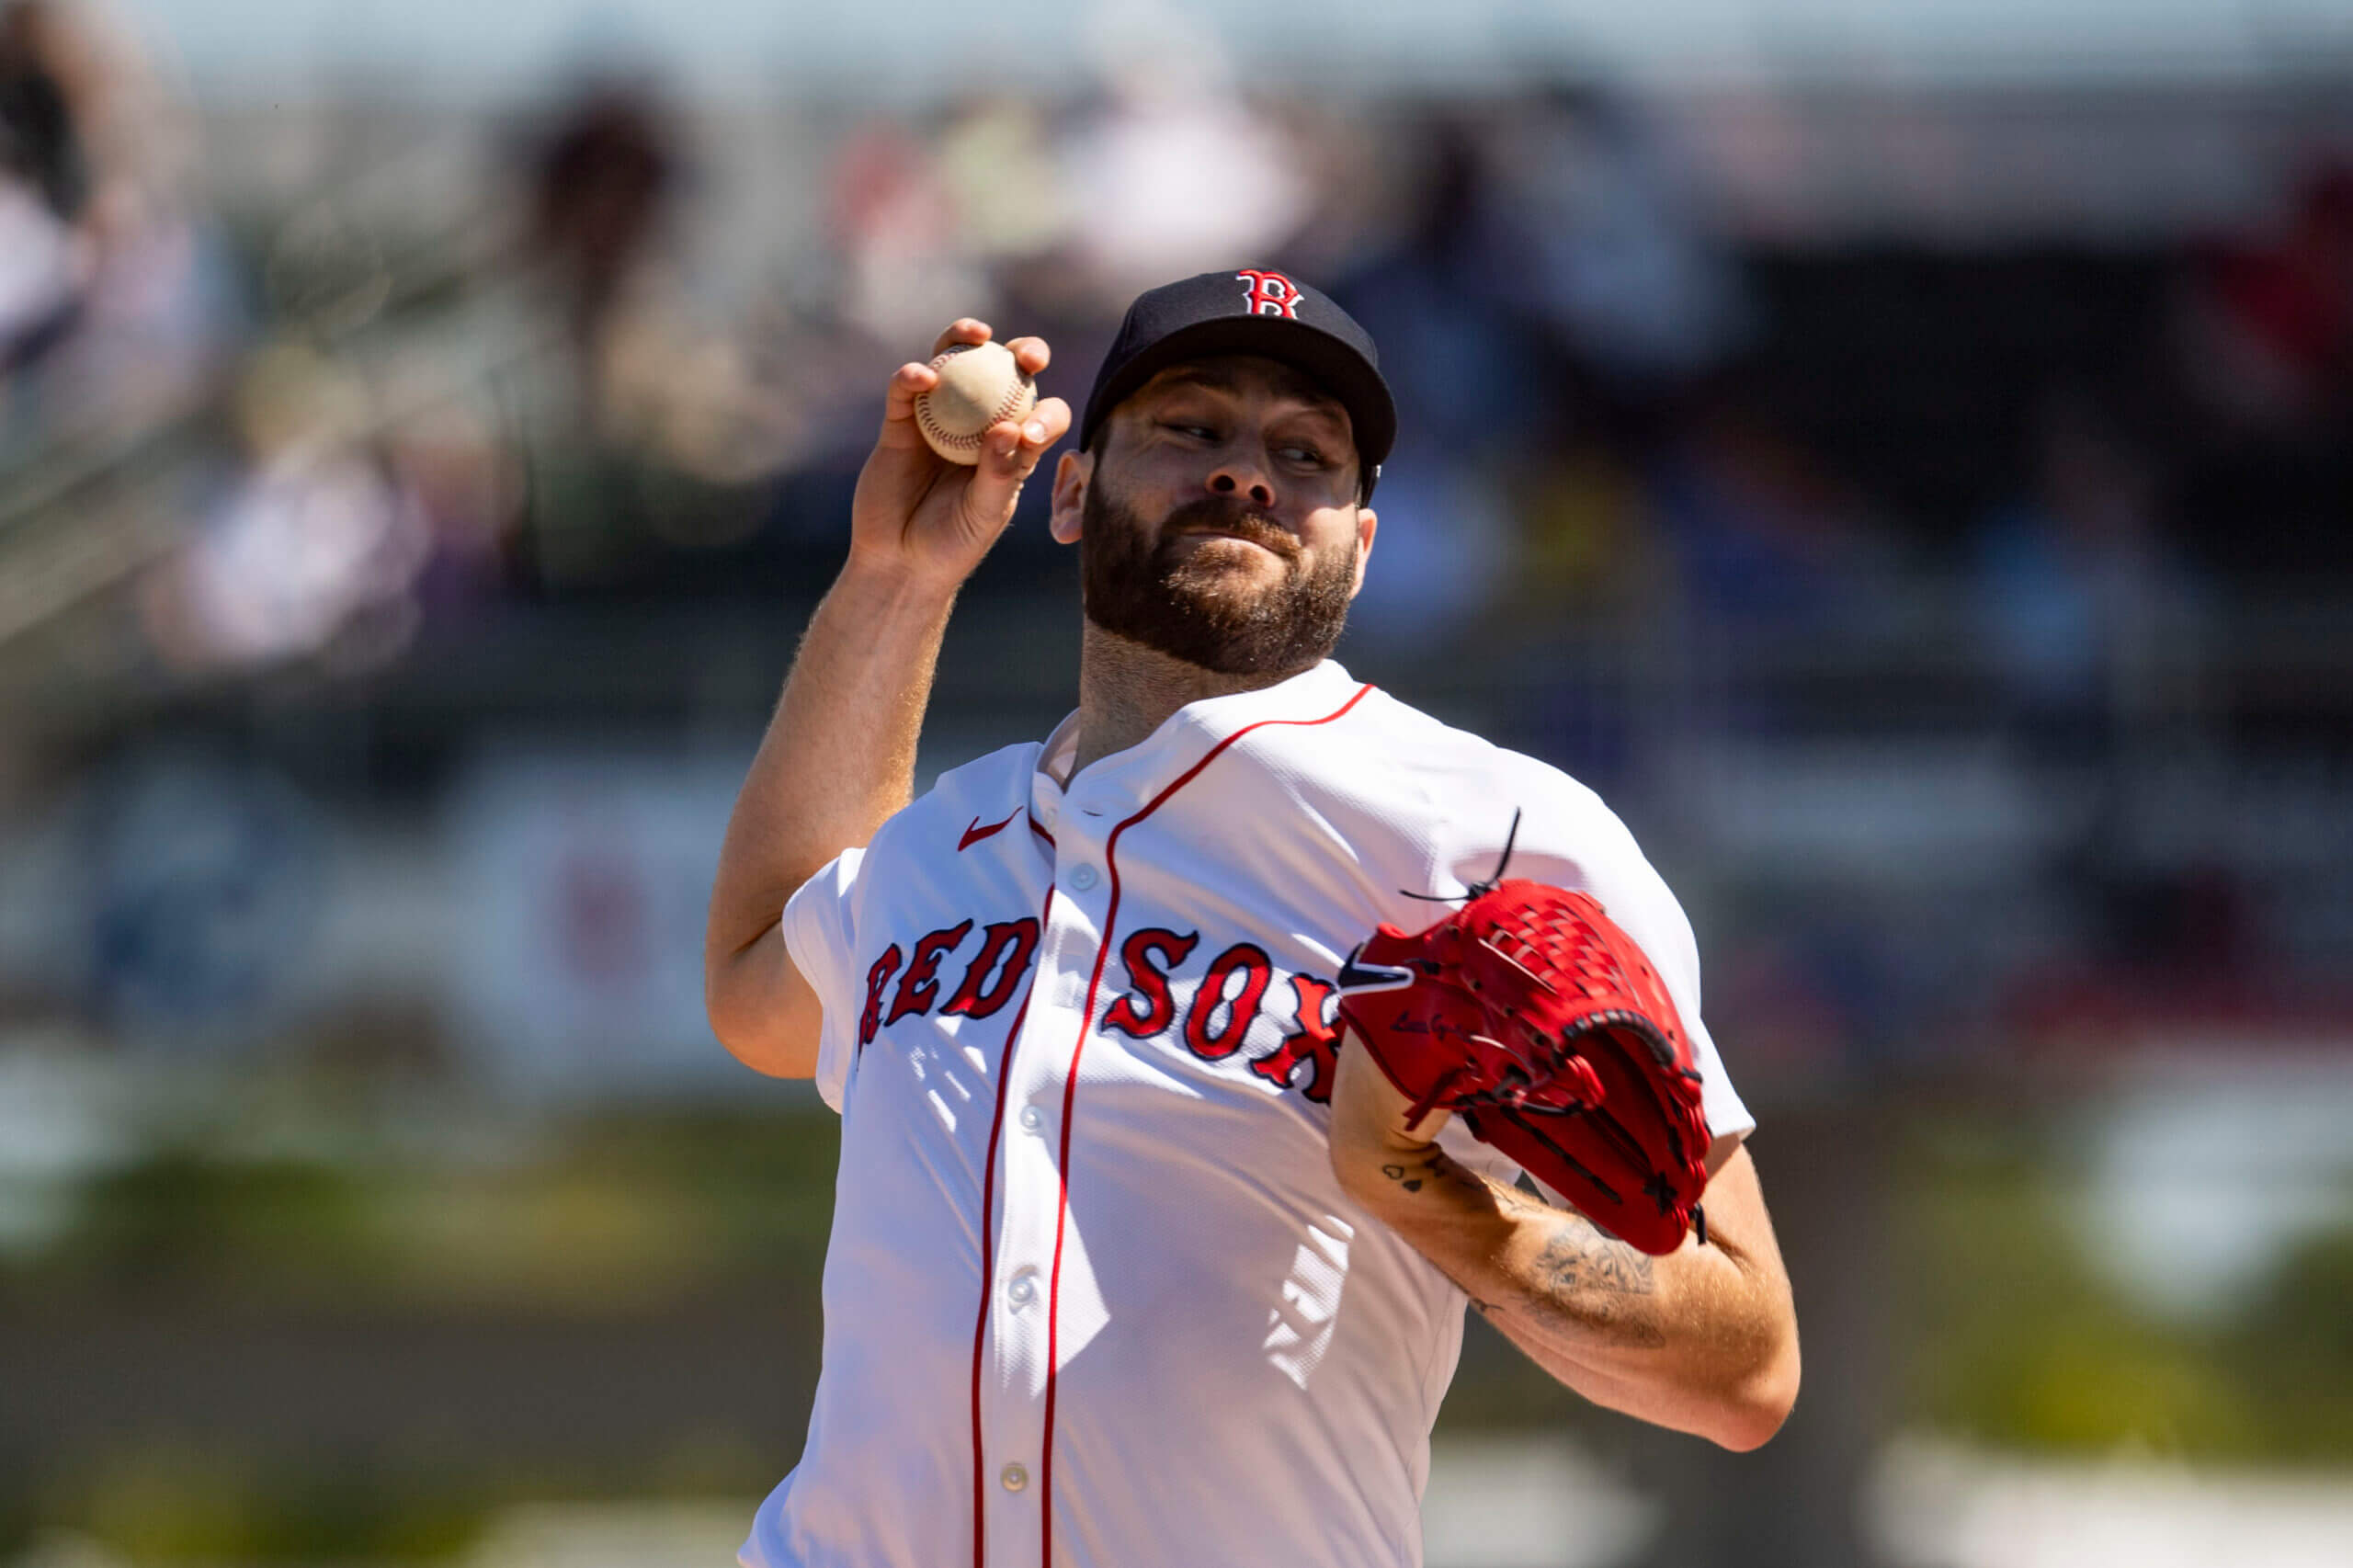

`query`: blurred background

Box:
[2,1,2350,1563]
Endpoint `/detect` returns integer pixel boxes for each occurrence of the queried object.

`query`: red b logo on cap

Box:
[1236,269,1302,319]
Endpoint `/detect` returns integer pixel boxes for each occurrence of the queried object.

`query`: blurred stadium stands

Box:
[1,2,2349,1564]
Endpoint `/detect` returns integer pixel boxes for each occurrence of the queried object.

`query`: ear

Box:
[1049,449,1091,546]
[1347,507,1378,599]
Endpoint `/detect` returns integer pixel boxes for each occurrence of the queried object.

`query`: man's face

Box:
[1051,356,1377,676]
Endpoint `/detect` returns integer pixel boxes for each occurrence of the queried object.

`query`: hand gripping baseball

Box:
[1336,828,1713,1256]
[850,320,1072,590]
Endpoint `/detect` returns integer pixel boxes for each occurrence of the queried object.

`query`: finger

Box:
[961,415,1051,518]
[929,318,992,358]
[993,395,1072,472]
[1004,335,1051,378]
[1018,395,1073,451]
[878,361,943,444]
[982,418,1032,473]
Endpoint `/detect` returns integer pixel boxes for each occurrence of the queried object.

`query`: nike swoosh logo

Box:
[1336,945,1419,994]
[958,808,1022,852]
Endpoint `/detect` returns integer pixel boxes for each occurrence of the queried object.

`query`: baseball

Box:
[913,340,1038,465]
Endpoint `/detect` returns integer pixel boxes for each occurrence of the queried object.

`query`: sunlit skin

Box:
[1049,356,1380,616]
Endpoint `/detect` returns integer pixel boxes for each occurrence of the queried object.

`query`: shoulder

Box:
[863,739,1042,860]
[928,738,1044,803]
[1255,680,1484,787]
[1353,702,1708,997]
[1310,685,1631,847]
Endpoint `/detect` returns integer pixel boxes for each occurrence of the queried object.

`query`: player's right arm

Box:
[703,322,1070,1077]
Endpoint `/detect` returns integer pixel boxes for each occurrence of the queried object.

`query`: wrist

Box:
[835,550,964,617]
[1328,1037,1461,1216]
[1331,1125,1447,1216]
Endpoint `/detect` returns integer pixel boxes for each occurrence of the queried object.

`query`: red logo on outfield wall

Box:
[1236,269,1302,319]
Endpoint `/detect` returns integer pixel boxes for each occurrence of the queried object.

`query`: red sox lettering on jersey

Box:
[742,659,1755,1568]
[863,917,1344,1102]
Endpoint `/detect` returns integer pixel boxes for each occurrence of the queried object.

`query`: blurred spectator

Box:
[1642,397,1889,642]
[1972,387,2197,761]
[0,0,97,380]
[493,77,798,591]
[1340,90,1756,649]
[525,80,681,352]
[0,0,228,437]
[2177,161,2353,437]
[0,137,81,373]
[1341,118,1556,459]
[1336,119,1539,644]
[2169,157,2353,581]
[932,96,1068,270]
[1473,85,1748,405]
[0,2,88,222]
[826,117,987,347]
[377,391,520,614]
[1057,2,1310,309]
[140,342,429,673]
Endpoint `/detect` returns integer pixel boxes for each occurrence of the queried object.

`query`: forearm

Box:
[706,561,957,966]
[701,319,1068,1074]
[1347,1143,1798,1449]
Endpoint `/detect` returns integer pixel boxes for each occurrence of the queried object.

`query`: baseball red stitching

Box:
[920,347,1032,457]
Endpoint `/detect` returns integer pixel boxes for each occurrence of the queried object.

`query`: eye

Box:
[1160,421,1216,441]
[1279,444,1329,467]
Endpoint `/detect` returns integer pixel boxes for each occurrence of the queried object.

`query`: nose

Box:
[1208,459,1275,510]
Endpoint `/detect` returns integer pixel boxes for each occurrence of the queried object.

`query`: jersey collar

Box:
[1029,659,1358,834]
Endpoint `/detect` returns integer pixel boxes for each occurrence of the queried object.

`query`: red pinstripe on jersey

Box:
[969,884,1056,1568]
[1037,682,1375,1565]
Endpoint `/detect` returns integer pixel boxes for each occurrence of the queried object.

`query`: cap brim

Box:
[1082,314,1397,483]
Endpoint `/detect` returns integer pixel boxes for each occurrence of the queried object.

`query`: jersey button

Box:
[1067,863,1098,891]
[1007,1266,1040,1307]
[1001,1462,1029,1493]
[1018,1105,1046,1133]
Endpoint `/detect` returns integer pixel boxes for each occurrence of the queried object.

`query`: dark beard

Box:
[1079,484,1357,676]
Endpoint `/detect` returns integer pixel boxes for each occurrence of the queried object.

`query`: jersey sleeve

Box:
[1469,759,1756,1164]
[778,846,867,1113]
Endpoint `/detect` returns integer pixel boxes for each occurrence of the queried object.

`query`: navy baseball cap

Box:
[1079,268,1396,500]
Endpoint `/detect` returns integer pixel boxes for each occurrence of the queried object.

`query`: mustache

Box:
[1159,497,1301,561]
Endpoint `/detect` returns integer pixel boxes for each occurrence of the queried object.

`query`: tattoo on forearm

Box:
[1517,1217,1668,1348]
[1533,1224,1654,1298]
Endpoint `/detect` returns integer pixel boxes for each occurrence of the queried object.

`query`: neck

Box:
[1065,623,1313,779]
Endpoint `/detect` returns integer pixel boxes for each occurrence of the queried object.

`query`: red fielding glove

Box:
[1336,879,1712,1256]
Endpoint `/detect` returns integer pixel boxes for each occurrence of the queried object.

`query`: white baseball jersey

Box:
[740,657,1752,1568]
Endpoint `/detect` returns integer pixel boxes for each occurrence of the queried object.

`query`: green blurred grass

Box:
[1894,1099,2353,1464]
[5,1108,843,1314]
[4,1093,2347,1562]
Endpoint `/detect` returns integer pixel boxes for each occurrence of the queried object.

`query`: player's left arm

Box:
[1328,1051,1801,1451]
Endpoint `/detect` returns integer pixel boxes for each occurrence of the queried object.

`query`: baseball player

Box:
[705,269,1800,1568]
